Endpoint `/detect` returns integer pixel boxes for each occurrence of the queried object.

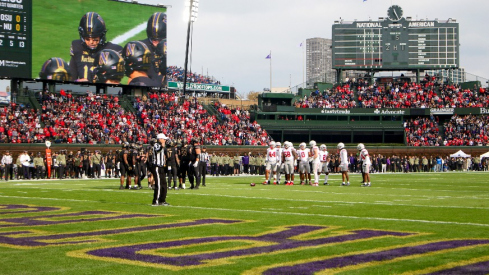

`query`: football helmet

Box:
[275,142,281,147]
[320,144,327,151]
[269,141,276,148]
[357,143,365,151]
[299,142,306,149]
[309,140,316,147]
[39,57,71,81]
[78,12,107,49]
[284,142,290,149]
[122,41,152,76]
[337,142,345,149]
[146,12,167,44]
[92,49,125,83]
[154,39,167,74]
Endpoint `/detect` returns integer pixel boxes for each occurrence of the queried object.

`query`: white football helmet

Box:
[299,142,306,149]
[275,142,281,147]
[337,142,345,149]
[309,140,316,147]
[320,144,327,151]
[269,141,276,148]
[357,143,365,150]
[284,142,290,149]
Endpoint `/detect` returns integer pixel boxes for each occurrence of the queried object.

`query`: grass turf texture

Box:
[32,0,164,83]
[0,172,488,274]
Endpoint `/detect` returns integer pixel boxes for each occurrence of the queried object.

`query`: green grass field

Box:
[32,0,163,82]
[1,172,489,274]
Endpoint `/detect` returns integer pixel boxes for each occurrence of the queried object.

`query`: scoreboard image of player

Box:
[332,5,459,70]
[0,0,32,79]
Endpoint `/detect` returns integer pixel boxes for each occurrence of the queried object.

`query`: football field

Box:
[1,172,489,274]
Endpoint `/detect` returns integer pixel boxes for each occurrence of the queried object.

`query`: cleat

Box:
[341,183,345,186]
[300,181,305,185]
[161,202,170,206]
[151,203,160,206]
[273,181,277,185]
[119,186,124,190]
[323,182,329,185]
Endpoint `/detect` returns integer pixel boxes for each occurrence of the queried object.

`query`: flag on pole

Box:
[265,54,271,59]
[299,42,303,47]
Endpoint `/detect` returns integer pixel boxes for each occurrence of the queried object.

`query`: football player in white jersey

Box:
[338,142,350,186]
[319,144,330,185]
[297,143,310,185]
[264,141,277,185]
[358,143,371,186]
[310,140,320,186]
[275,142,283,184]
[282,142,297,185]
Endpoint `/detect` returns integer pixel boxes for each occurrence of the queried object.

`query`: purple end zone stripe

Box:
[87,226,414,267]
[0,205,62,215]
[0,211,157,228]
[0,219,240,247]
[263,240,489,275]
[427,260,489,275]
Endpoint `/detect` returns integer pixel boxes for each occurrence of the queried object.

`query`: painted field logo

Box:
[2,204,489,274]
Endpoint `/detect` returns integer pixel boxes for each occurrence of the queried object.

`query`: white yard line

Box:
[0,194,488,227]
[111,22,147,45]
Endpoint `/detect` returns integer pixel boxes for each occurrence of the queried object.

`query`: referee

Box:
[151,133,170,206]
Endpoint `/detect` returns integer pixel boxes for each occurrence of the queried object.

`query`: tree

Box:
[247,91,261,101]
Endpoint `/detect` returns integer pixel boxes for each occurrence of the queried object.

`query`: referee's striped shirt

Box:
[199,152,209,163]
[153,143,166,167]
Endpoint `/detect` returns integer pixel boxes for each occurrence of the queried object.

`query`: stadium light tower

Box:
[183,0,199,95]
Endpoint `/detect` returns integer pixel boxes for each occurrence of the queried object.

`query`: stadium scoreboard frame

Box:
[332,5,460,70]
[0,0,32,79]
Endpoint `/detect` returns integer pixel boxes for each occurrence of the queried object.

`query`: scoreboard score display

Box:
[332,5,459,70]
[0,0,31,79]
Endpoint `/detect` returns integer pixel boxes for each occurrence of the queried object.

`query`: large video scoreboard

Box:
[0,0,32,79]
[332,5,459,70]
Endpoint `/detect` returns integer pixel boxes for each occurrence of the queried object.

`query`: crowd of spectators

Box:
[404,116,442,146]
[0,103,40,143]
[439,85,489,108]
[132,92,271,146]
[357,81,442,108]
[166,66,220,85]
[295,84,357,109]
[443,114,489,146]
[213,101,270,145]
[40,90,142,144]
